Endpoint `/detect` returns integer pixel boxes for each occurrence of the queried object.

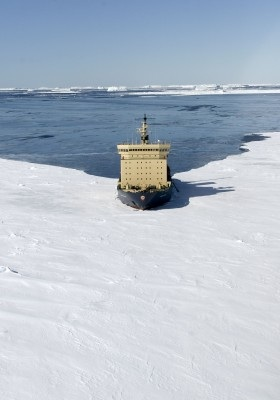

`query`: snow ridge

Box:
[1,83,280,96]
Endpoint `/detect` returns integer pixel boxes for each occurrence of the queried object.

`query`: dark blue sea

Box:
[1,88,280,178]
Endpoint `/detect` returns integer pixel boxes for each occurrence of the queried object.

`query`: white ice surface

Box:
[0,133,280,400]
[1,83,280,96]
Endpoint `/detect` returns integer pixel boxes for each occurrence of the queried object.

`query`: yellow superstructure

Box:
[117,115,171,190]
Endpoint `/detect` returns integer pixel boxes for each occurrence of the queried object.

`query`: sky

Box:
[1,0,280,88]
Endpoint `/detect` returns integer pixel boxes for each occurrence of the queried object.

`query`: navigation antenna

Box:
[139,114,149,144]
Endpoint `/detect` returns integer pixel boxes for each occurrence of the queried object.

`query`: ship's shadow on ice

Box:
[162,179,234,209]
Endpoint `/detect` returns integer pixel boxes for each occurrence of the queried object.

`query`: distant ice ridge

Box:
[126,83,280,96]
[1,84,280,96]
[107,86,128,92]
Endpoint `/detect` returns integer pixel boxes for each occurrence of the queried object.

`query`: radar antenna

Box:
[139,114,149,144]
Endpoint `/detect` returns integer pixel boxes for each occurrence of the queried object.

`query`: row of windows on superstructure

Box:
[124,173,164,177]
[127,171,162,176]
[124,178,161,181]
[123,160,163,164]
[124,167,163,169]
[120,148,168,152]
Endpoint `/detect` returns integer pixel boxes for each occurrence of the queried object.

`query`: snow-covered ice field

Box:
[0,133,279,400]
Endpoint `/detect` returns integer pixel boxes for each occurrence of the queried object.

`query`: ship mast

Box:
[139,114,149,144]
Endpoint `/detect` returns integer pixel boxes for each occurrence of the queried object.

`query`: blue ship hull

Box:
[117,185,172,210]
